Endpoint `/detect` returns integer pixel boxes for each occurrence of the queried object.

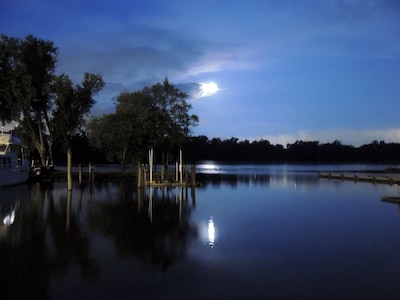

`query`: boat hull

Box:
[0,167,29,186]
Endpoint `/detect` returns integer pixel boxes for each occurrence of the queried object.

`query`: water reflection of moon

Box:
[208,216,215,248]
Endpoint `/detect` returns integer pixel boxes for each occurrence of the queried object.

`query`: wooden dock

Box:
[318,172,400,185]
[381,196,400,203]
[137,148,200,188]
[137,159,199,188]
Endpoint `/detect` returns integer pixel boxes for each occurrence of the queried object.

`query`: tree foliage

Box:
[0,35,57,164]
[87,78,198,170]
[182,137,400,163]
[52,73,104,149]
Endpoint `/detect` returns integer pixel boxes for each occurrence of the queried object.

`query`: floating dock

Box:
[381,196,400,203]
[318,172,400,185]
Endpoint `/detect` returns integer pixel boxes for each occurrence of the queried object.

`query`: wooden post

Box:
[184,165,189,184]
[88,163,91,184]
[175,161,178,182]
[79,163,82,186]
[142,164,146,186]
[91,164,93,184]
[137,162,142,188]
[179,149,183,184]
[149,148,153,184]
[67,148,72,191]
[191,164,196,186]
[161,165,165,183]
[89,163,95,185]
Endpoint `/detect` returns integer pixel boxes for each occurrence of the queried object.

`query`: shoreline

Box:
[34,166,400,185]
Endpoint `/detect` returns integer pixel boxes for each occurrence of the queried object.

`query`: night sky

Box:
[1,0,400,146]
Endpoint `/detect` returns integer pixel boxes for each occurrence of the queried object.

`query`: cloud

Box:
[57,33,201,84]
[299,128,400,146]
[53,22,247,113]
[174,82,199,98]
[253,128,400,147]
[176,82,220,101]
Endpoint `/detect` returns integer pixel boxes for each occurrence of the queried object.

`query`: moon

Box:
[199,82,220,97]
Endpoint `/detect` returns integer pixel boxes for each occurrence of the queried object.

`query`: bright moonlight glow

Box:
[208,217,215,247]
[199,82,220,97]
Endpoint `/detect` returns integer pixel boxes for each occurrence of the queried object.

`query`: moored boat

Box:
[0,131,29,186]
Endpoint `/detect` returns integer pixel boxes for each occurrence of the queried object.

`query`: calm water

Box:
[2,164,400,299]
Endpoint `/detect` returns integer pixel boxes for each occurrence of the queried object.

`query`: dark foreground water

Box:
[2,164,400,299]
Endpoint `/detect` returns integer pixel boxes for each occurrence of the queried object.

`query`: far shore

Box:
[32,165,400,184]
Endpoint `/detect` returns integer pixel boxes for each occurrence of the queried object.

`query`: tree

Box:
[52,73,104,189]
[87,112,138,171]
[87,78,198,170]
[88,90,155,171]
[141,78,199,167]
[0,34,104,175]
[0,34,57,165]
[52,73,104,147]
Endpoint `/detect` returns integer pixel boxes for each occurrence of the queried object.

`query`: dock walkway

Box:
[318,172,400,185]
[381,196,400,203]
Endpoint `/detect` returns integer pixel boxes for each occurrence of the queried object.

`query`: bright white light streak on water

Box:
[208,216,215,248]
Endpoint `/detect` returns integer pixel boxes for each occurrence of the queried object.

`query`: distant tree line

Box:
[182,137,400,164]
[53,135,400,165]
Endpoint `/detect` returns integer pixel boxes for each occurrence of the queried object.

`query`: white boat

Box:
[0,131,29,186]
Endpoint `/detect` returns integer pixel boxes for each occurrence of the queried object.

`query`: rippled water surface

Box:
[2,164,400,299]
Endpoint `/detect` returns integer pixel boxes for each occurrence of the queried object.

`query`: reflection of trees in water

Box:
[0,184,50,299]
[87,185,197,271]
[2,181,197,298]
[0,183,98,299]
[47,190,99,279]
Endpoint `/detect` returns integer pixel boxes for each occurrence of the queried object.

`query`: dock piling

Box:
[319,172,400,185]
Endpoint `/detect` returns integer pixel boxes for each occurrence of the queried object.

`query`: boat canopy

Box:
[0,132,22,145]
